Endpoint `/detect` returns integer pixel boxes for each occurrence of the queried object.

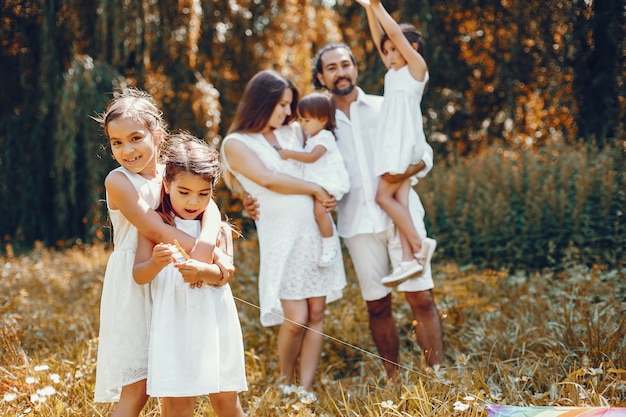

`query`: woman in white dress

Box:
[359,0,437,286]
[221,70,346,402]
[134,133,246,417]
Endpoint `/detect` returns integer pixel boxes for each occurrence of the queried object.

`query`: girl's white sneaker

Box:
[381,259,423,287]
[415,238,437,275]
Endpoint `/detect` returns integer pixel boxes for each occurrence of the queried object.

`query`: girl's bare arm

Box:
[278,145,327,163]
[369,0,427,80]
[105,170,219,265]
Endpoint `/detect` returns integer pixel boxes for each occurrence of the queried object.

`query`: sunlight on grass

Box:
[1,240,624,416]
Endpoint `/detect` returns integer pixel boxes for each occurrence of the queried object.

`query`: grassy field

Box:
[1,238,624,416]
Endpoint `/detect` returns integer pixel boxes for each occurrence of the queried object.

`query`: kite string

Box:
[225,290,497,408]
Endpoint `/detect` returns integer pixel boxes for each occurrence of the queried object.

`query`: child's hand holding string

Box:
[151,243,175,270]
[174,259,219,288]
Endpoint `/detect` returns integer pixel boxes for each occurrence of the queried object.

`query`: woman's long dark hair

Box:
[227,70,299,134]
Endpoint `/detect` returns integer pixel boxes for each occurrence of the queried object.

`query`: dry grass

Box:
[1,238,624,416]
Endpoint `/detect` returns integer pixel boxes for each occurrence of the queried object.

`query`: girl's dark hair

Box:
[381,23,424,55]
[228,70,299,134]
[92,87,167,139]
[156,132,220,225]
[297,91,337,132]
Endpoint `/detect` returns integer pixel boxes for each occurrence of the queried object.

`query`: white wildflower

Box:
[30,393,46,403]
[50,373,61,383]
[453,401,470,411]
[25,376,37,384]
[380,400,397,409]
[3,392,17,402]
[37,386,56,396]
[34,364,50,372]
[587,367,603,376]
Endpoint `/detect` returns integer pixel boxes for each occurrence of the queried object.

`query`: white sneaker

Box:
[278,383,297,396]
[318,245,338,267]
[296,386,317,404]
[415,238,437,275]
[381,259,424,287]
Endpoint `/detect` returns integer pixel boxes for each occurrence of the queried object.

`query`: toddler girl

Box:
[277,91,350,267]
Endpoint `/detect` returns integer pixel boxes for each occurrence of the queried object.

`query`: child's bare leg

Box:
[111,379,149,417]
[398,226,414,261]
[161,397,195,417]
[315,199,338,266]
[376,178,422,257]
[313,200,333,238]
[209,392,246,417]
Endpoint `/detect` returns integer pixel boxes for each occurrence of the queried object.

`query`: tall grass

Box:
[1,240,624,416]
[419,141,625,269]
[1,142,624,416]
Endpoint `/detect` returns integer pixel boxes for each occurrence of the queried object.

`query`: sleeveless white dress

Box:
[302,128,350,201]
[147,217,247,396]
[221,124,346,327]
[94,166,163,402]
[374,66,429,176]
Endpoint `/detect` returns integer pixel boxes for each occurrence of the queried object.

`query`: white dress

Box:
[147,218,247,396]
[374,66,429,176]
[221,124,346,327]
[94,166,163,402]
[302,129,350,200]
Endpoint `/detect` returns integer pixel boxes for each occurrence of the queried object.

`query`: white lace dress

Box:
[302,129,350,200]
[147,218,247,396]
[221,124,346,327]
[94,166,163,402]
[374,66,429,176]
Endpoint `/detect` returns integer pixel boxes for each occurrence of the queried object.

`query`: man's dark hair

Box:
[312,43,357,90]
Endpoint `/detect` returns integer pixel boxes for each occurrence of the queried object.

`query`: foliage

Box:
[0,242,624,416]
[0,0,624,250]
[418,140,625,269]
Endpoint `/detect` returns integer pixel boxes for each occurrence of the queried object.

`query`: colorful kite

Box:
[487,405,626,416]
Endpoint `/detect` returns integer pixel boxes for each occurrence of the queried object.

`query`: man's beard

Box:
[330,77,355,96]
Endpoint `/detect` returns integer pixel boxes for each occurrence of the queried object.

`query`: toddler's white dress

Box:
[374,66,429,176]
[147,217,247,396]
[302,129,350,200]
[94,166,163,402]
[221,124,346,327]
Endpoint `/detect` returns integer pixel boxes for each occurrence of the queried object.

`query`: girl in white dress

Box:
[134,133,247,417]
[276,91,350,267]
[93,88,233,416]
[221,70,346,403]
[359,0,437,286]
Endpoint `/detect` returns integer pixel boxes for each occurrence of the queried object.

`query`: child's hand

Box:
[277,149,289,160]
[152,243,174,269]
[213,247,234,287]
[174,258,206,287]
